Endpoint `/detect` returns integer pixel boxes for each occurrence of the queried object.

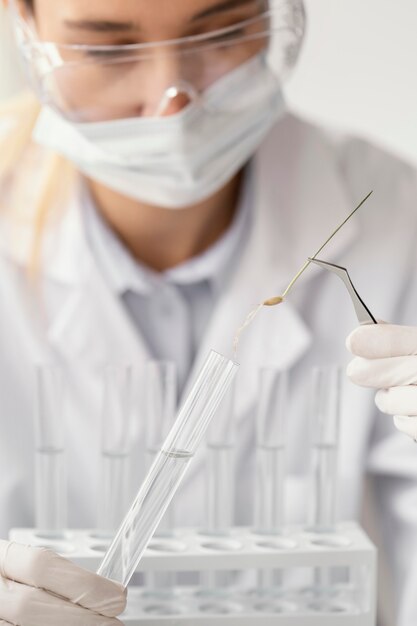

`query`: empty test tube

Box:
[309,366,342,533]
[202,380,236,593]
[206,380,236,536]
[309,366,343,601]
[98,364,132,537]
[144,361,177,593]
[255,367,288,535]
[145,361,177,537]
[254,367,288,592]
[97,351,238,587]
[34,364,67,539]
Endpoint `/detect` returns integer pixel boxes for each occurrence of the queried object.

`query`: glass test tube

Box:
[98,365,132,537]
[206,379,236,536]
[308,365,343,603]
[255,367,288,535]
[97,351,238,587]
[309,366,342,533]
[145,361,177,537]
[254,367,288,592]
[202,380,236,592]
[144,361,177,593]
[34,364,67,539]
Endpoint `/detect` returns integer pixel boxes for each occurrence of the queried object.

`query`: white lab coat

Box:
[0,101,417,625]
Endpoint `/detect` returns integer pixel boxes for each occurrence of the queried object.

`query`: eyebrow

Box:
[191,0,258,21]
[63,19,138,33]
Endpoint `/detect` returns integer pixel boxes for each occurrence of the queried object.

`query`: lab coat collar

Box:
[37,187,152,368]
[253,114,359,285]
[46,256,151,370]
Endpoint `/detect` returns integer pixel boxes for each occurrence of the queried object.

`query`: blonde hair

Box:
[0,91,75,277]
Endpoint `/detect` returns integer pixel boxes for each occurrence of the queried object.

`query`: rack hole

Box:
[256,538,297,550]
[147,539,187,553]
[200,539,242,552]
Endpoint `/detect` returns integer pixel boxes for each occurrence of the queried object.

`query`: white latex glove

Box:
[346,323,417,440]
[0,540,127,625]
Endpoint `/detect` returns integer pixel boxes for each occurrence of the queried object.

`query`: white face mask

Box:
[33,55,286,209]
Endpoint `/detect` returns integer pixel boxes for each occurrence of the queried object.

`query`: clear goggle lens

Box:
[10,0,305,121]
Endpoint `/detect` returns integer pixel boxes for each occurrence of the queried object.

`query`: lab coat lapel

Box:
[44,198,151,369]
[47,266,151,369]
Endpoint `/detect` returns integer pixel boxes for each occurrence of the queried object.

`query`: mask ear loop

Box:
[155,80,200,117]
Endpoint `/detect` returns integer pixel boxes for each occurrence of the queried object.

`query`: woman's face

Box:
[16,0,267,120]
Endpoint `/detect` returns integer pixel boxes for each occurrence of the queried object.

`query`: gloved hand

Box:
[346,323,417,440]
[0,540,127,625]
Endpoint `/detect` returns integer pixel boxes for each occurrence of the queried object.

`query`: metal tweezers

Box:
[308,258,377,325]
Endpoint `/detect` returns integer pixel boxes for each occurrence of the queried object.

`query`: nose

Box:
[143,51,198,117]
[124,53,199,118]
[155,82,198,117]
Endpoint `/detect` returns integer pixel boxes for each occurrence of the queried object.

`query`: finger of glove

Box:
[347,356,417,388]
[346,324,417,359]
[0,577,123,626]
[375,386,417,417]
[0,542,126,617]
[393,415,417,440]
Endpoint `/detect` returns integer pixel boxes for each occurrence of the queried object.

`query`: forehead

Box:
[33,0,251,27]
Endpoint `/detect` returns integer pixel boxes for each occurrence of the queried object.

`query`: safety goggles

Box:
[10,0,305,122]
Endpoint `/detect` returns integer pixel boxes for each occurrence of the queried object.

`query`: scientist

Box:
[0,0,417,624]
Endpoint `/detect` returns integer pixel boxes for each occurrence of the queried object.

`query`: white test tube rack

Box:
[10,522,376,626]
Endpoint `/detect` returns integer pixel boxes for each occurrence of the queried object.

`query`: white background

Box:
[0,0,416,165]
[285,0,417,167]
